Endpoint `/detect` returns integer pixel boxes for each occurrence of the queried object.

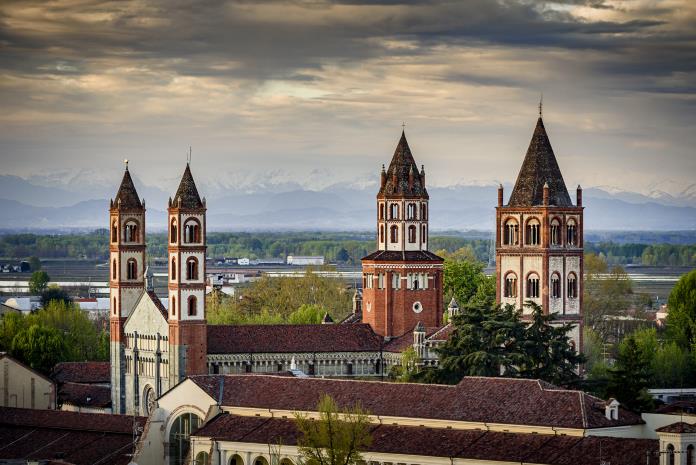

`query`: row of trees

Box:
[0,300,109,372]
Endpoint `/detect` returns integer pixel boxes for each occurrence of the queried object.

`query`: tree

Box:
[666,270,696,350]
[28,256,41,272]
[606,335,654,412]
[438,248,495,309]
[335,248,350,263]
[40,285,72,308]
[11,324,65,372]
[517,301,585,387]
[295,394,372,465]
[390,346,421,382]
[429,302,526,383]
[288,304,327,324]
[28,270,50,294]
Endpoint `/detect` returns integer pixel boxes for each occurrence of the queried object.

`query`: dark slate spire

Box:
[508,117,572,207]
[379,130,428,198]
[113,165,142,209]
[172,163,204,209]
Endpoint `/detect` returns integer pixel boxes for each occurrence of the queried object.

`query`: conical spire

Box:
[379,130,428,197]
[508,117,572,207]
[172,163,203,209]
[113,165,142,209]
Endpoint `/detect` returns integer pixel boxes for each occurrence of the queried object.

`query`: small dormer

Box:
[321,313,334,324]
[605,398,620,420]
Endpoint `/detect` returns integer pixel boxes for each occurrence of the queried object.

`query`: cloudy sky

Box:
[1,0,694,195]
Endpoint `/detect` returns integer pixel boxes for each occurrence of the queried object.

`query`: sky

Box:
[1,0,695,196]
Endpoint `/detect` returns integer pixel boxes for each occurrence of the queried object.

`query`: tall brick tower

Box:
[168,163,208,385]
[495,113,583,350]
[362,131,444,339]
[109,162,146,414]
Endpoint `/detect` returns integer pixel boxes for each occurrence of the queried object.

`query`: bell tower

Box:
[495,113,584,351]
[361,130,444,338]
[109,162,146,414]
[168,163,208,385]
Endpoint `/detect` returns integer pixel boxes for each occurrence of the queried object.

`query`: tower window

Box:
[171,257,177,280]
[503,219,519,245]
[567,273,578,299]
[567,220,577,246]
[379,225,384,243]
[390,225,399,243]
[421,224,426,244]
[113,297,117,315]
[389,203,399,220]
[550,219,561,246]
[525,218,540,246]
[112,259,117,280]
[170,219,178,244]
[377,273,385,289]
[667,444,675,465]
[111,221,118,243]
[526,274,540,299]
[126,259,137,280]
[551,273,561,299]
[184,220,201,243]
[171,296,176,317]
[124,221,139,243]
[186,257,198,280]
[421,203,427,220]
[392,273,401,289]
[504,273,517,298]
[407,203,417,220]
[408,225,416,243]
[188,296,197,316]
[364,273,374,289]
[379,203,385,220]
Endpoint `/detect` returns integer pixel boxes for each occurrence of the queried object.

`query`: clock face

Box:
[413,301,423,313]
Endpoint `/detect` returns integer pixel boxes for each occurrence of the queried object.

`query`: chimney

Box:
[380,165,386,188]
[576,185,583,207]
[543,182,550,206]
[497,184,504,207]
[605,398,619,420]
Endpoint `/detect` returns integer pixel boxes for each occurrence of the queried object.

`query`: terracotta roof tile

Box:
[206,324,383,354]
[656,421,696,433]
[508,117,573,207]
[361,250,443,262]
[189,374,643,429]
[58,382,112,409]
[52,361,110,384]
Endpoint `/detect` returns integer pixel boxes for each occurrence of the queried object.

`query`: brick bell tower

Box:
[109,161,146,414]
[361,130,444,339]
[495,111,584,351]
[168,163,208,385]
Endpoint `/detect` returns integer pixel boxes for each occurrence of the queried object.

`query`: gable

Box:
[124,291,168,334]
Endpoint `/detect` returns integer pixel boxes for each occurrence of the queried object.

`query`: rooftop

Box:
[171,163,203,209]
[378,131,428,198]
[112,166,142,209]
[52,361,110,385]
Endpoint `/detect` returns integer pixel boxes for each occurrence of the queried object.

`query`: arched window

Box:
[687,444,694,465]
[567,273,578,299]
[124,220,139,243]
[421,224,426,244]
[195,452,209,465]
[551,273,561,299]
[229,455,244,465]
[550,218,561,246]
[170,219,178,244]
[171,296,176,317]
[111,221,118,243]
[525,218,540,246]
[113,297,117,315]
[379,225,384,243]
[184,220,201,244]
[407,203,417,220]
[390,225,398,243]
[126,259,137,280]
[408,225,416,243]
[421,203,427,220]
[188,296,197,316]
[503,219,519,245]
[280,459,294,465]
[112,259,117,280]
[168,412,202,465]
[667,444,675,465]
[527,273,540,298]
[504,273,518,298]
[186,257,198,280]
[379,203,385,220]
[567,219,577,246]
[171,257,177,280]
[253,457,269,465]
[389,203,399,220]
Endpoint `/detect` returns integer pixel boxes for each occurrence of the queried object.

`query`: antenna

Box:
[187,146,192,164]
[124,159,129,169]
[402,121,406,131]
[539,93,543,117]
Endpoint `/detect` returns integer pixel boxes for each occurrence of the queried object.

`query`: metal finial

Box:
[124,159,129,170]
[539,93,543,117]
[402,121,406,130]
[187,146,192,164]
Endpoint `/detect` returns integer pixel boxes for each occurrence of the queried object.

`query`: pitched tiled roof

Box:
[58,382,112,409]
[206,324,383,354]
[193,414,658,464]
[172,163,203,209]
[51,361,110,384]
[508,117,572,207]
[361,250,443,262]
[113,167,142,209]
[0,407,144,465]
[189,374,643,429]
[655,421,696,433]
[379,131,428,198]
[383,325,443,353]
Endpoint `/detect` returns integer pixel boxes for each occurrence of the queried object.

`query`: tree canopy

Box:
[666,269,696,350]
